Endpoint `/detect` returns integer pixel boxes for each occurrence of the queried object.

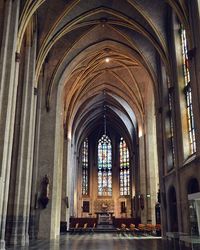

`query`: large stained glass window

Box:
[168,81,175,168]
[98,135,112,196]
[119,138,130,196]
[180,26,196,154]
[82,138,89,195]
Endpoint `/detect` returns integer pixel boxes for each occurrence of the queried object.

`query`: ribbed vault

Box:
[74,91,137,152]
[19,0,163,180]
[14,1,192,142]
[16,0,192,86]
[59,40,155,147]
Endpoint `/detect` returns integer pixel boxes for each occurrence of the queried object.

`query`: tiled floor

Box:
[6,233,171,250]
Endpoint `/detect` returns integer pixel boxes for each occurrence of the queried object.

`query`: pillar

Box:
[0,1,20,249]
[138,129,147,223]
[8,25,37,246]
[36,65,63,240]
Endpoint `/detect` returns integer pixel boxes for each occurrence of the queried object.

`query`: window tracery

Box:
[98,135,112,196]
[180,26,196,154]
[82,138,89,195]
[168,82,175,168]
[119,137,130,196]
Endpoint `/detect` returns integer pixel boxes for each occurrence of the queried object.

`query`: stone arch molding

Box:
[73,93,137,152]
[35,6,168,81]
[16,0,191,82]
[17,0,190,54]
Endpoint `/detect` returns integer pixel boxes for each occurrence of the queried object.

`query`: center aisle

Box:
[7,233,169,250]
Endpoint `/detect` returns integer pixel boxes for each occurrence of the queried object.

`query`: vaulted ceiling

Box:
[13,0,191,143]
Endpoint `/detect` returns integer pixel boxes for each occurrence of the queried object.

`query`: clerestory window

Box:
[180,26,196,154]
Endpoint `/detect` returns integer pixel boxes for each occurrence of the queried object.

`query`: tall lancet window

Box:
[180,26,196,154]
[82,138,89,195]
[98,135,112,196]
[119,138,130,196]
[167,79,175,168]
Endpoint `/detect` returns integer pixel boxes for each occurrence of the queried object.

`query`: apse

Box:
[71,90,137,218]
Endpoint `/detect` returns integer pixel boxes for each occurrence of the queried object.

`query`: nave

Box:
[6,234,166,250]
[1,1,200,249]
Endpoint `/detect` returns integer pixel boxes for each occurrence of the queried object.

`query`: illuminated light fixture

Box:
[105,57,110,63]
[139,126,143,138]
[68,131,72,141]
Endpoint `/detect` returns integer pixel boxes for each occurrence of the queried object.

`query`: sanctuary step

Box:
[94,224,116,232]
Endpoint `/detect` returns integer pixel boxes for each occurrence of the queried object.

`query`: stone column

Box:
[66,137,73,221]
[0,1,20,249]
[9,25,38,246]
[60,139,68,225]
[29,73,44,239]
[76,144,82,218]
[70,139,76,217]
[145,85,159,225]
[73,151,78,217]
[156,108,168,236]
[50,84,63,238]
[36,76,63,240]
[138,129,147,223]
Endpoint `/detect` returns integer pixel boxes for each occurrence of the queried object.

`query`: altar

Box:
[95,212,114,225]
[94,199,114,224]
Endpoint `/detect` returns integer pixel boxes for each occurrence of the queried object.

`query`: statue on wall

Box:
[38,175,50,209]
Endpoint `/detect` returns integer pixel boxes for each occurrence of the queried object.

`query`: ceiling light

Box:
[105,57,110,63]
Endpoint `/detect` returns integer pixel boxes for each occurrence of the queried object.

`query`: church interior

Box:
[0,0,200,249]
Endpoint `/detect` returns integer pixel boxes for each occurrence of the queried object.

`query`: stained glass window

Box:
[98,135,112,196]
[119,138,130,196]
[168,82,175,167]
[82,138,89,195]
[180,26,196,154]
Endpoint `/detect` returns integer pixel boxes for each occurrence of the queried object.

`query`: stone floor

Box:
[6,233,172,250]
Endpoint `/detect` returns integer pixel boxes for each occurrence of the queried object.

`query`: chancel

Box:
[0,1,200,250]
